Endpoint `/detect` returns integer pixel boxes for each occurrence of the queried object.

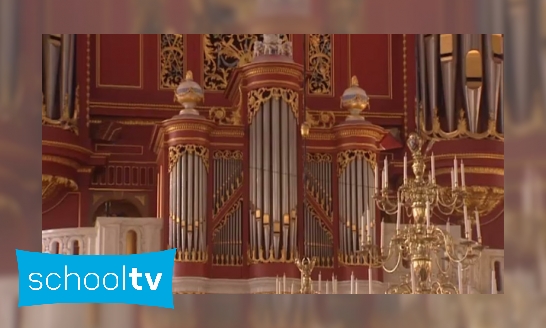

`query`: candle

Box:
[355,278,358,294]
[374,165,379,192]
[384,157,389,184]
[403,153,408,184]
[454,157,458,187]
[431,152,436,181]
[283,274,286,293]
[425,201,430,228]
[461,160,466,187]
[463,205,469,238]
[318,272,321,292]
[368,267,373,294]
[335,277,338,294]
[382,169,386,189]
[326,281,329,294]
[458,263,464,294]
[276,276,279,294]
[361,213,365,242]
[410,266,417,294]
[475,210,482,242]
[380,220,385,249]
[451,168,455,190]
[491,270,498,294]
[366,208,371,239]
[396,202,401,231]
[351,272,355,294]
[291,283,294,294]
[446,219,451,235]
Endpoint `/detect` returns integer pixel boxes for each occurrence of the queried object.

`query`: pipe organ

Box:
[169,145,209,262]
[156,35,394,279]
[248,90,299,263]
[304,153,334,267]
[337,150,376,265]
[417,34,504,139]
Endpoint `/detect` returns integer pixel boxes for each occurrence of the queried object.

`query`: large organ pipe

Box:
[256,106,264,258]
[181,154,187,254]
[439,34,457,131]
[272,98,281,259]
[188,154,194,253]
[176,158,182,252]
[193,155,200,252]
[281,102,290,256]
[492,34,504,128]
[263,101,271,258]
[60,34,75,118]
[44,36,61,119]
[250,113,256,256]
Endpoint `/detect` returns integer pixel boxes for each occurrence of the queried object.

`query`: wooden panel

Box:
[348,34,391,99]
[96,34,143,88]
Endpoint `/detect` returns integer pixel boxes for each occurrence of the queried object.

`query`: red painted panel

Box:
[42,193,81,230]
[96,34,142,88]
[349,34,391,99]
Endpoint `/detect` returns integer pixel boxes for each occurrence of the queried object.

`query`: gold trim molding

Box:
[168,144,209,173]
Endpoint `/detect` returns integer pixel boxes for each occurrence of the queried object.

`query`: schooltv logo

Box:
[16,249,176,308]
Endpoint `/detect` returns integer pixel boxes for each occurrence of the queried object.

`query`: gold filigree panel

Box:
[337,150,377,176]
[203,34,290,91]
[160,34,185,89]
[307,34,333,95]
[247,87,299,124]
[305,110,335,129]
[168,144,209,173]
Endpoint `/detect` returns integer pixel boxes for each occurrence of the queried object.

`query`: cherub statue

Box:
[295,257,317,294]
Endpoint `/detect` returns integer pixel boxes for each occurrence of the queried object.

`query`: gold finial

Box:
[185,70,193,81]
[351,75,359,87]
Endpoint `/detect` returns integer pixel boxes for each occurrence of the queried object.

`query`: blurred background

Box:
[0,0,535,327]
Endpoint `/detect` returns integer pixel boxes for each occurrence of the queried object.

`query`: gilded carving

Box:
[42,175,78,201]
[307,34,333,95]
[209,107,242,125]
[337,150,377,176]
[168,144,209,173]
[247,87,299,124]
[213,150,243,160]
[159,34,185,89]
[203,34,290,91]
[306,153,332,163]
[420,108,504,141]
[305,110,335,129]
[439,186,504,219]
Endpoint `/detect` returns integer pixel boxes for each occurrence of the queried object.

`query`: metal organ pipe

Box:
[250,113,256,257]
[272,98,281,259]
[338,155,375,264]
[263,100,271,260]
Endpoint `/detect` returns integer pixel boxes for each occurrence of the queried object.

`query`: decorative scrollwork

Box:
[203,34,290,91]
[307,34,333,95]
[208,107,242,125]
[42,86,80,135]
[306,153,332,163]
[247,87,299,124]
[213,198,242,237]
[42,175,78,201]
[305,110,335,129]
[421,108,504,141]
[337,150,377,176]
[160,34,185,89]
[439,186,504,220]
[213,150,243,160]
[168,144,209,173]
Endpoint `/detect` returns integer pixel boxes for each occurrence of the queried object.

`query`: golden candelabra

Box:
[360,133,485,294]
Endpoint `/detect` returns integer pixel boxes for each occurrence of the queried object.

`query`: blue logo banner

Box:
[16,249,176,308]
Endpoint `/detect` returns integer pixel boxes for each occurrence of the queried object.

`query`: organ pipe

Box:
[249,97,298,262]
[211,151,243,266]
[168,145,208,262]
[417,34,504,138]
[338,154,376,265]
